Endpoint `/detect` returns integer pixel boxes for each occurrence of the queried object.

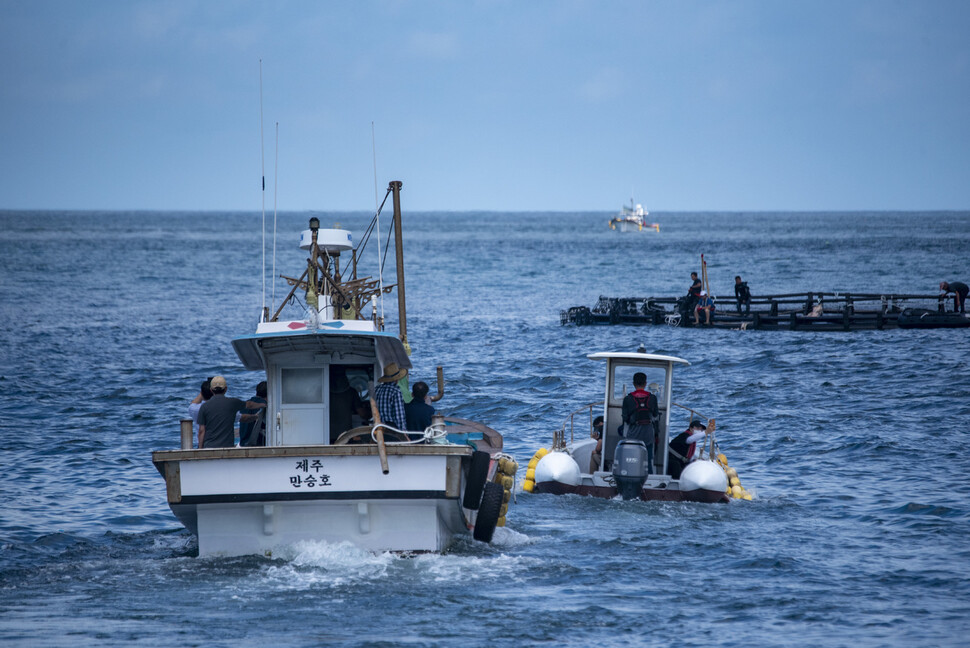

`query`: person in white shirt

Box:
[667,420,708,479]
[188,379,212,439]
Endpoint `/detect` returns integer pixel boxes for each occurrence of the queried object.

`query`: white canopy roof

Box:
[586,351,690,365]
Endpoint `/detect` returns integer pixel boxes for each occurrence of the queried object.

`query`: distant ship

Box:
[609,199,659,232]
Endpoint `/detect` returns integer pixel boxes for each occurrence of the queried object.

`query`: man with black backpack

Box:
[621,372,659,472]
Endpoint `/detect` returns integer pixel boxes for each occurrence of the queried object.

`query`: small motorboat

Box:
[523,348,751,503]
[609,199,659,232]
[897,307,970,329]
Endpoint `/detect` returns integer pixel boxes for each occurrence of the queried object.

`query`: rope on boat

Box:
[369,422,449,445]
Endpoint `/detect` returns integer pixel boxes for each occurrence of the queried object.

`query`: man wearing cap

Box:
[374,363,408,431]
[197,375,267,448]
[667,420,708,479]
[694,290,714,325]
[940,280,968,313]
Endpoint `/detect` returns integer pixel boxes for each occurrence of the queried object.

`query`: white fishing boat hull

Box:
[609,217,660,233]
[152,187,516,557]
[154,445,477,556]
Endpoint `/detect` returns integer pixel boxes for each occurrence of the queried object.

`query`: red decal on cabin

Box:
[287,322,307,330]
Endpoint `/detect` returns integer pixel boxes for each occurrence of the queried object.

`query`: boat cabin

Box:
[582,351,689,476]
[232,323,412,446]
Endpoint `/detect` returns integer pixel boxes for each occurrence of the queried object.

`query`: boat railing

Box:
[670,402,711,428]
[555,402,600,448]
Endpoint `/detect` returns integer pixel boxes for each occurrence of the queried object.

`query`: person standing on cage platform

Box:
[734,276,752,315]
[686,272,702,312]
[621,372,659,473]
[940,281,968,313]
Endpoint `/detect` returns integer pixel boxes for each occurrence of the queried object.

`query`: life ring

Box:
[462,450,491,510]
[473,481,504,542]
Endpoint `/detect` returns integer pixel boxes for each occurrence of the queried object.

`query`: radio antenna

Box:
[372,121,385,324]
[258,59,267,321]
[272,121,279,313]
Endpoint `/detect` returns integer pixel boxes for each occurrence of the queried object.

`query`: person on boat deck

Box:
[940,281,968,313]
[188,379,213,438]
[734,276,752,315]
[621,372,659,472]
[405,381,436,431]
[374,363,408,431]
[351,400,372,429]
[694,291,714,325]
[667,420,707,479]
[239,381,267,447]
[197,375,267,449]
[589,415,604,473]
[329,366,365,442]
[686,272,702,312]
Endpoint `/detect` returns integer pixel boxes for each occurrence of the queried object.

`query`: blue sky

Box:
[2,0,969,212]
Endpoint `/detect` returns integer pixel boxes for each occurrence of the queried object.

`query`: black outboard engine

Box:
[613,439,649,500]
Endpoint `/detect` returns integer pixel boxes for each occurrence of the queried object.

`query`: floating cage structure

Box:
[561,293,969,331]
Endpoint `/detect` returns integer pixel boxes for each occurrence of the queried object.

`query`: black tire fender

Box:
[473,481,504,543]
[462,450,491,510]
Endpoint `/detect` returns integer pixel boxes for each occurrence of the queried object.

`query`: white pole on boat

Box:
[371,122,385,324]
[258,59,267,322]
[272,121,279,314]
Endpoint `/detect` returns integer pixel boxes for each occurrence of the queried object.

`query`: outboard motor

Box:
[612,439,649,500]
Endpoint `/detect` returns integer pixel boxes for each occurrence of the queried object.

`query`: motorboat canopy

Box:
[587,351,689,365]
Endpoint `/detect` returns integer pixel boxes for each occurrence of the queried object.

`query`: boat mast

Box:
[390,180,407,346]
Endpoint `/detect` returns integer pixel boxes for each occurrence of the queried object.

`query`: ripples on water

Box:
[1,210,969,647]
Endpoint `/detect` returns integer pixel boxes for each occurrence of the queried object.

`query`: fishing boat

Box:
[609,199,659,232]
[522,347,750,503]
[152,181,517,557]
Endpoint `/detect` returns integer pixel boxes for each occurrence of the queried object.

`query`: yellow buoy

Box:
[525,467,536,481]
[497,516,506,527]
[741,493,753,501]
[731,485,742,498]
[499,458,518,475]
[726,467,737,478]
[536,448,549,458]
[523,479,535,492]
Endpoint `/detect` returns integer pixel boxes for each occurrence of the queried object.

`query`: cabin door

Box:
[277,367,329,445]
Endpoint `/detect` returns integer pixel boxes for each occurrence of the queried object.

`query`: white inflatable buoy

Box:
[533,451,582,487]
[680,460,728,493]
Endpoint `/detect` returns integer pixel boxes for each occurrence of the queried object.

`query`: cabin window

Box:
[610,365,667,404]
[281,368,324,404]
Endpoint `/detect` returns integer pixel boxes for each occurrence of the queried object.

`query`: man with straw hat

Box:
[374,363,408,431]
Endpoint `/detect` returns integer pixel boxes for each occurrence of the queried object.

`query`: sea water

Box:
[1,210,969,647]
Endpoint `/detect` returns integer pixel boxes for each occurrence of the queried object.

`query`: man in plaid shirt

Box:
[374,362,408,431]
